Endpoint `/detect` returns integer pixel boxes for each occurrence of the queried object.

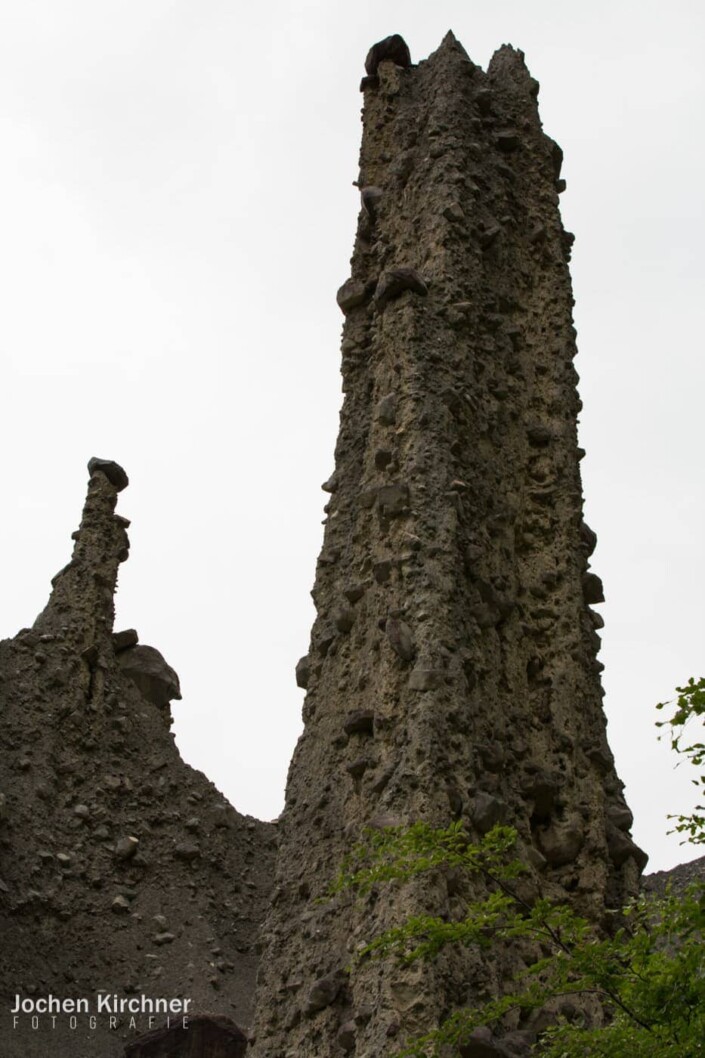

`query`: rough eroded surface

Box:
[251,32,645,1058]
[0,464,275,1058]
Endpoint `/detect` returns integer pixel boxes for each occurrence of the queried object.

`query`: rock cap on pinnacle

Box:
[364,34,411,76]
[88,456,129,491]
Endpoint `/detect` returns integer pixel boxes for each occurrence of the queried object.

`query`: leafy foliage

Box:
[657,676,705,844]
[335,684,705,1057]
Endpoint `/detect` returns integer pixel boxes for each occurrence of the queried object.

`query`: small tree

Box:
[334,680,705,1057]
[656,676,705,845]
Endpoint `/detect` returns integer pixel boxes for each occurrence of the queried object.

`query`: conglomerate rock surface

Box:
[0,464,275,1058]
[251,32,646,1058]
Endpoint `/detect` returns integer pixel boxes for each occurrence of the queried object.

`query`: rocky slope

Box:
[644,854,705,899]
[0,461,275,1058]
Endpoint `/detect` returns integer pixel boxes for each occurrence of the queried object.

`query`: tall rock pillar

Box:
[252,33,645,1058]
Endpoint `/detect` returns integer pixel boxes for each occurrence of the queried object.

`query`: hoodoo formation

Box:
[250,32,646,1058]
[0,461,275,1058]
[0,29,664,1058]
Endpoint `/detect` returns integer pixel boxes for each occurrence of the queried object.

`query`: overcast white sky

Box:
[0,1,703,873]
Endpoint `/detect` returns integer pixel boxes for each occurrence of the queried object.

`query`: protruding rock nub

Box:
[361,186,383,221]
[88,456,129,492]
[364,34,411,76]
[117,644,182,708]
[374,268,428,309]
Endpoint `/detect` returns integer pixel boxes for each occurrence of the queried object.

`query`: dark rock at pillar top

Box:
[88,455,129,491]
[364,34,412,76]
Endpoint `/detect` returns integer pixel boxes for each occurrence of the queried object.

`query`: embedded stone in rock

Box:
[477,742,505,773]
[343,583,366,604]
[346,757,370,780]
[112,629,139,652]
[344,711,375,736]
[124,1014,248,1058]
[582,572,605,604]
[87,456,129,491]
[442,202,465,223]
[376,482,410,517]
[409,666,444,691]
[373,560,393,584]
[333,605,355,634]
[478,223,501,249]
[607,803,634,832]
[497,1030,536,1057]
[386,618,415,662]
[523,771,563,820]
[472,793,506,835]
[114,836,139,862]
[173,841,200,862]
[537,820,585,866]
[375,394,397,425]
[361,185,383,220]
[337,278,369,314]
[475,88,493,114]
[551,140,564,180]
[337,1021,357,1052]
[117,644,182,707]
[579,521,598,556]
[458,1026,506,1057]
[374,268,428,309]
[496,131,520,152]
[526,424,554,446]
[607,824,649,870]
[585,741,614,773]
[295,656,310,689]
[526,847,547,872]
[304,969,346,1015]
[364,34,411,76]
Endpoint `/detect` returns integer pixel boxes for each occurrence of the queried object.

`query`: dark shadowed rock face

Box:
[124,1014,247,1058]
[0,465,276,1058]
[251,32,646,1058]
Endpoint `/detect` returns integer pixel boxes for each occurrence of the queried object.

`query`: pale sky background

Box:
[0,0,703,873]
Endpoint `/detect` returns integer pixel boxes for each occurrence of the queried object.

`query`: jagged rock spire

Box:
[33,458,130,647]
[251,32,645,1058]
